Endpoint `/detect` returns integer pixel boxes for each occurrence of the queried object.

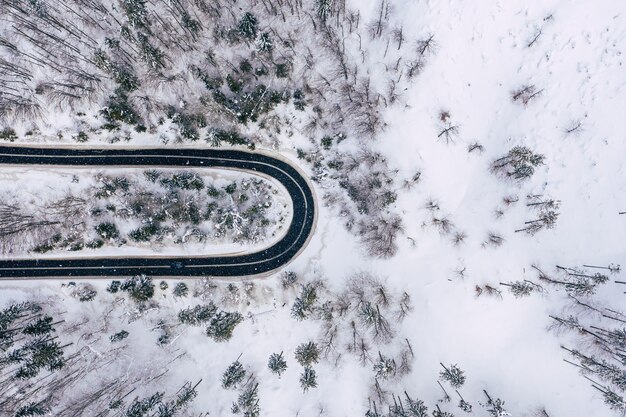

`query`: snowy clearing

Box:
[0,0,625,416]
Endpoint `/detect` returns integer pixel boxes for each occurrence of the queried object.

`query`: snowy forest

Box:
[0,168,288,256]
[1,0,626,416]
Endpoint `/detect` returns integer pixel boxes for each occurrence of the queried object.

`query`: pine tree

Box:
[107,280,121,293]
[14,402,48,417]
[206,311,243,342]
[222,360,245,389]
[585,357,626,391]
[178,303,217,326]
[373,352,396,380]
[181,12,201,34]
[404,392,428,417]
[125,392,163,417]
[458,399,472,413]
[316,0,332,22]
[294,342,320,366]
[0,303,41,352]
[2,303,41,327]
[516,198,560,234]
[500,280,539,298]
[256,32,273,52]
[121,275,155,302]
[482,391,510,417]
[299,367,317,392]
[155,402,176,417]
[598,387,625,411]
[268,352,287,376]
[591,272,609,285]
[173,282,189,297]
[606,328,626,351]
[539,268,604,297]
[136,32,165,70]
[121,0,149,29]
[291,284,317,320]
[95,222,119,239]
[13,338,65,379]
[101,90,141,126]
[456,391,472,413]
[22,316,54,336]
[175,381,200,408]
[238,12,258,39]
[439,363,466,389]
[281,271,298,288]
[110,330,129,343]
[511,281,535,297]
[358,302,392,340]
[112,66,140,92]
[490,146,544,181]
[237,382,260,417]
[433,405,455,417]
[160,172,205,190]
[0,303,40,348]
[564,278,597,297]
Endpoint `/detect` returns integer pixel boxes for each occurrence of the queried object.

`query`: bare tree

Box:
[511,84,544,105]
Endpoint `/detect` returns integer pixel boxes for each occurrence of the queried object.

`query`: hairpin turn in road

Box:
[0,146,316,278]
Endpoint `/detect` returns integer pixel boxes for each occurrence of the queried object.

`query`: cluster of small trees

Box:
[220,357,259,417]
[295,341,320,391]
[365,381,511,417]
[423,198,467,246]
[0,195,87,255]
[107,274,156,303]
[499,261,624,414]
[178,303,243,342]
[0,297,206,416]
[500,264,610,300]
[0,273,231,416]
[535,263,626,413]
[288,272,417,411]
[311,150,403,257]
[490,147,545,182]
[0,302,66,383]
[218,342,320,416]
[291,274,408,346]
[355,311,521,417]
[215,269,423,413]
[515,195,560,235]
[0,169,285,256]
[101,171,282,247]
[499,279,545,298]
[535,264,609,297]
[106,380,201,417]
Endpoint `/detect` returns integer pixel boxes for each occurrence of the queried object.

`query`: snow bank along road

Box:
[0,146,316,278]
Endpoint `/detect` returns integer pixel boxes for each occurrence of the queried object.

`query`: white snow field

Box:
[0,0,625,416]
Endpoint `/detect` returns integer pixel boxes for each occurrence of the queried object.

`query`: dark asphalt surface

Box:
[0,147,315,278]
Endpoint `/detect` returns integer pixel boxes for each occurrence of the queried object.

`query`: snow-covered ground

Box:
[1,0,625,416]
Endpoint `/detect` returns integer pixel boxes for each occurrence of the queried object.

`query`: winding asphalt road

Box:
[0,146,315,278]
